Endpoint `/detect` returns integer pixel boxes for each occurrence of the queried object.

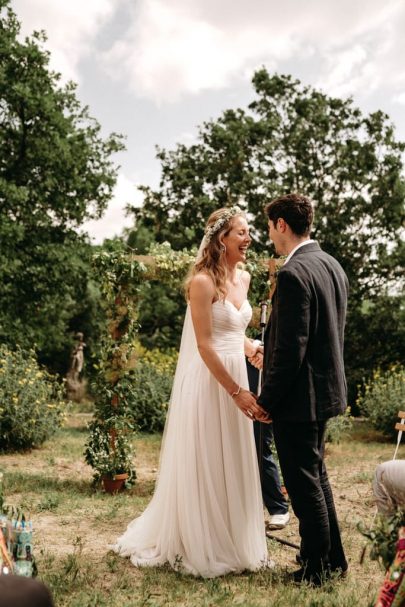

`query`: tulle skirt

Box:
[112,350,268,578]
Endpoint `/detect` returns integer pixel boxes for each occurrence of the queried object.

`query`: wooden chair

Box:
[393,411,405,460]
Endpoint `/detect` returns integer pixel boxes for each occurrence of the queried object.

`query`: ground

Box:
[1,414,403,607]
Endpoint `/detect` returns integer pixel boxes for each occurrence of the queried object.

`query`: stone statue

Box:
[66,333,86,401]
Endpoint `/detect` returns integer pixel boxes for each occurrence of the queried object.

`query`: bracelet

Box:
[231,385,241,398]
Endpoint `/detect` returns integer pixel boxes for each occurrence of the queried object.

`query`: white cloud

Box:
[393,92,405,105]
[80,173,143,244]
[12,0,117,81]
[102,0,405,103]
[103,0,300,102]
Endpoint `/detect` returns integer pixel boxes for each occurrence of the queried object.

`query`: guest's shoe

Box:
[267,512,290,530]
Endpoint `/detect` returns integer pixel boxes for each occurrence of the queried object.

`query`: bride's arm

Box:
[189,273,238,396]
[189,273,267,420]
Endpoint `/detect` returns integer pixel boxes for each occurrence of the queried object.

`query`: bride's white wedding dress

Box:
[112,298,268,577]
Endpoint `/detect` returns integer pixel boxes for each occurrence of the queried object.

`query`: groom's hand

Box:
[233,389,271,422]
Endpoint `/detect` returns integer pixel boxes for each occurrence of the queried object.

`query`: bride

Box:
[112,206,269,577]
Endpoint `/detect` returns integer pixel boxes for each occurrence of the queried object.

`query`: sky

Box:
[12,0,405,243]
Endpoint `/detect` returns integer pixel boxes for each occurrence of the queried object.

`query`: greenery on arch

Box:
[85,242,272,486]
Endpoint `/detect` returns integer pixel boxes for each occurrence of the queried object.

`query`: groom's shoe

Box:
[290,567,324,587]
[267,512,290,530]
[294,556,348,581]
[329,564,349,580]
[290,567,328,587]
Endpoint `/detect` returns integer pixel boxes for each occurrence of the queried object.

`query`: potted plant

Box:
[84,421,135,493]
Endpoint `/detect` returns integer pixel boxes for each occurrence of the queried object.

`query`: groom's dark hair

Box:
[265,193,313,236]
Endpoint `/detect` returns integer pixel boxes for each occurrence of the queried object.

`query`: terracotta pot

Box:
[114,473,129,481]
[102,473,128,495]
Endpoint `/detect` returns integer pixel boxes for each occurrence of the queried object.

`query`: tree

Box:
[131,69,405,401]
[0,1,124,369]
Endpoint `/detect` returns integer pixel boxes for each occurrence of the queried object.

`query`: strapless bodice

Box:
[211,299,252,354]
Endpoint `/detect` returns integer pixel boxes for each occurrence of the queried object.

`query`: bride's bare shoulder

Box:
[239,269,251,289]
[189,272,215,298]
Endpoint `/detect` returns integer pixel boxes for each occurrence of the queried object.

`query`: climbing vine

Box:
[85,242,275,488]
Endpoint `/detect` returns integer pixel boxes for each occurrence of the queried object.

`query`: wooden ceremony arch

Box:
[85,242,282,487]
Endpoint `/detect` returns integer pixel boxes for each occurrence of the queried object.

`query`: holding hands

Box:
[247,340,264,370]
[232,388,270,422]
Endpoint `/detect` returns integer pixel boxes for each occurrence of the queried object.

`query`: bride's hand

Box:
[232,389,270,422]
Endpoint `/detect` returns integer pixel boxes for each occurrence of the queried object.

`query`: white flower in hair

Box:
[204,206,242,242]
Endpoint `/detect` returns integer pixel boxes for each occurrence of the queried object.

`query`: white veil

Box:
[157,236,208,465]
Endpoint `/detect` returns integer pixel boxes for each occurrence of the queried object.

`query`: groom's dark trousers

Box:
[257,242,349,577]
[272,420,346,572]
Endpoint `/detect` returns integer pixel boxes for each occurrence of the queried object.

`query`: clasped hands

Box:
[233,388,271,423]
[248,344,264,370]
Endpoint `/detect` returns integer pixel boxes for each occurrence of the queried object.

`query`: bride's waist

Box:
[210,335,244,354]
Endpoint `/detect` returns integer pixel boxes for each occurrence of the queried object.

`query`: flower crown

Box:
[204,206,242,242]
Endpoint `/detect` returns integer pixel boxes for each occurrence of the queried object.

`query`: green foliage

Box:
[0,1,123,369]
[85,248,146,483]
[0,345,64,451]
[125,362,173,433]
[129,69,405,402]
[325,409,353,444]
[357,366,405,439]
[135,343,178,376]
[359,510,405,570]
[84,420,134,482]
[136,242,192,349]
[345,296,405,410]
[132,70,404,301]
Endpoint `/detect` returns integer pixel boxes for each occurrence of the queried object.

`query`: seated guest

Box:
[373,460,405,515]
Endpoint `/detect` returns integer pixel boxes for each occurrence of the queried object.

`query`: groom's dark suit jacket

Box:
[257,242,349,422]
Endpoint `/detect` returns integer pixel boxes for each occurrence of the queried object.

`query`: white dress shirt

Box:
[283,239,315,266]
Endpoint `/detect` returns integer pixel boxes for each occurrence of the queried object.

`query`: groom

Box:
[257,193,349,585]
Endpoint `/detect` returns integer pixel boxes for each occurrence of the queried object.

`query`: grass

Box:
[1,415,404,607]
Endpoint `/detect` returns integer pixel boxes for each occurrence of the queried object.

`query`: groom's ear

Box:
[278,218,287,232]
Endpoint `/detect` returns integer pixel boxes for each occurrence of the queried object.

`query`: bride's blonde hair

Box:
[185,207,245,302]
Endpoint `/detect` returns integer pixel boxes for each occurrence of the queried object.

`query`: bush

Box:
[113,343,176,433]
[359,510,405,570]
[125,362,173,433]
[325,409,353,444]
[0,346,65,451]
[84,420,134,483]
[357,366,405,439]
[134,343,178,376]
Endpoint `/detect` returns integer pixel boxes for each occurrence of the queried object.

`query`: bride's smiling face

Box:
[222,215,251,264]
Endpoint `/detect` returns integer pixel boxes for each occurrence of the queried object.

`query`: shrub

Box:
[357,365,405,439]
[359,510,405,570]
[0,346,64,451]
[84,420,134,483]
[325,409,353,444]
[134,343,178,376]
[111,343,176,433]
[125,362,173,433]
